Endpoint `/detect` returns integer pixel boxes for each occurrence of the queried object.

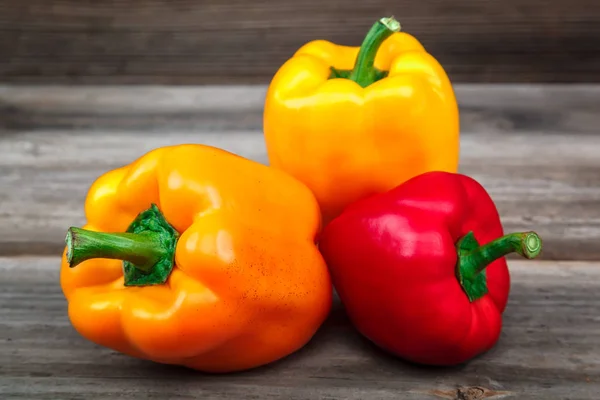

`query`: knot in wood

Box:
[456,386,486,400]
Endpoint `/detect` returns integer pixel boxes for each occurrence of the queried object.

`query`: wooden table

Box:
[1,84,599,399]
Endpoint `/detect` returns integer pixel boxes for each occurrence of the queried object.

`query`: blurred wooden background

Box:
[1,0,599,84]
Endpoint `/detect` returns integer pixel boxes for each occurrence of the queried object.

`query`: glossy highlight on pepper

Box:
[264,16,460,225]
[319,171,543,366]
[60,144,332,373]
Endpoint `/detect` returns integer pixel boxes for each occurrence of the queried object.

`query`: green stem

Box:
[66,228,164,272]
[457,231,542,301]
[461,232,542,278]
[64,204,179,286]
[348,16,401,88]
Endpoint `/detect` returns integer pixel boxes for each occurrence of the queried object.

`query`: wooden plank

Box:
[0,0,599,84]
[2,85,600,133]
[1,85,599,260]
[1,257,600,399]
[2,129,600,261]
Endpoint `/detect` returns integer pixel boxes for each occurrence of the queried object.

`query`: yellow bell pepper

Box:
[264,17,460,225]
[61,144,332,373]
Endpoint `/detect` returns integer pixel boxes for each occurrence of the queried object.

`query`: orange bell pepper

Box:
[60,144,332,373]
[263,17,460,225]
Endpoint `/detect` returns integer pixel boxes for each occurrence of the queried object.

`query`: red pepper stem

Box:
[66,228,163,272]
[457,231,542,302]
[461,232,542,280]
[348,16,401,88]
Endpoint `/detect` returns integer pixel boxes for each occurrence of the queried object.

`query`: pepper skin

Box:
[263,17,459,225]
[60,144,332,373]
[318,171,542,366]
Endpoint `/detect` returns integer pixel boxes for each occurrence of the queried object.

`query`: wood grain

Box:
[2,129,600,261]
[2,84,599,133]
[1,84,599,398]
[1,0,599,84]
[2,257,600,399]
[1,85,599,260]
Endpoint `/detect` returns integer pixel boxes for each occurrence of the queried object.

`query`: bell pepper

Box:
[60,144,332,373]
[318,171,542,365]
[263,16,459,225]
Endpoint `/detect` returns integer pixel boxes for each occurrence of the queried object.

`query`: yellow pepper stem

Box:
[348,16,401,88]
[65,204,179,286]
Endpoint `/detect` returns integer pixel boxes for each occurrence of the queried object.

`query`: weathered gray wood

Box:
[1,257,600,399]
[2,85,600,133]
[2,84,598,399]
[1,85,599,260]
[2,129,600,260]
[1,0,599,83]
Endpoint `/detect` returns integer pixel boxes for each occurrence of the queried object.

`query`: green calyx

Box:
[456,231,543,302]
[329,16,401,88]
[65,204,179,286]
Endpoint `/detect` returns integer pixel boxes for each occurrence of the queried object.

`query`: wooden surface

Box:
[2,258,600,399]
[1,0,599,84]
[1,84,600,399]
[1,84,600,260]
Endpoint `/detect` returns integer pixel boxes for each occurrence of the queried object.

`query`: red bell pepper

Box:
[319,171,542,365]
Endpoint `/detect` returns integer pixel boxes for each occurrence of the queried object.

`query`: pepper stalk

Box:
[330,16,401,87]
[456,231,542,302]
[65,204,179,286]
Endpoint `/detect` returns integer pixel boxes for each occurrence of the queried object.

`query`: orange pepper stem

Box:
[65,204,179,286]
[348,16,401,88]
[66,228,164,272]
[456,231,542,302]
